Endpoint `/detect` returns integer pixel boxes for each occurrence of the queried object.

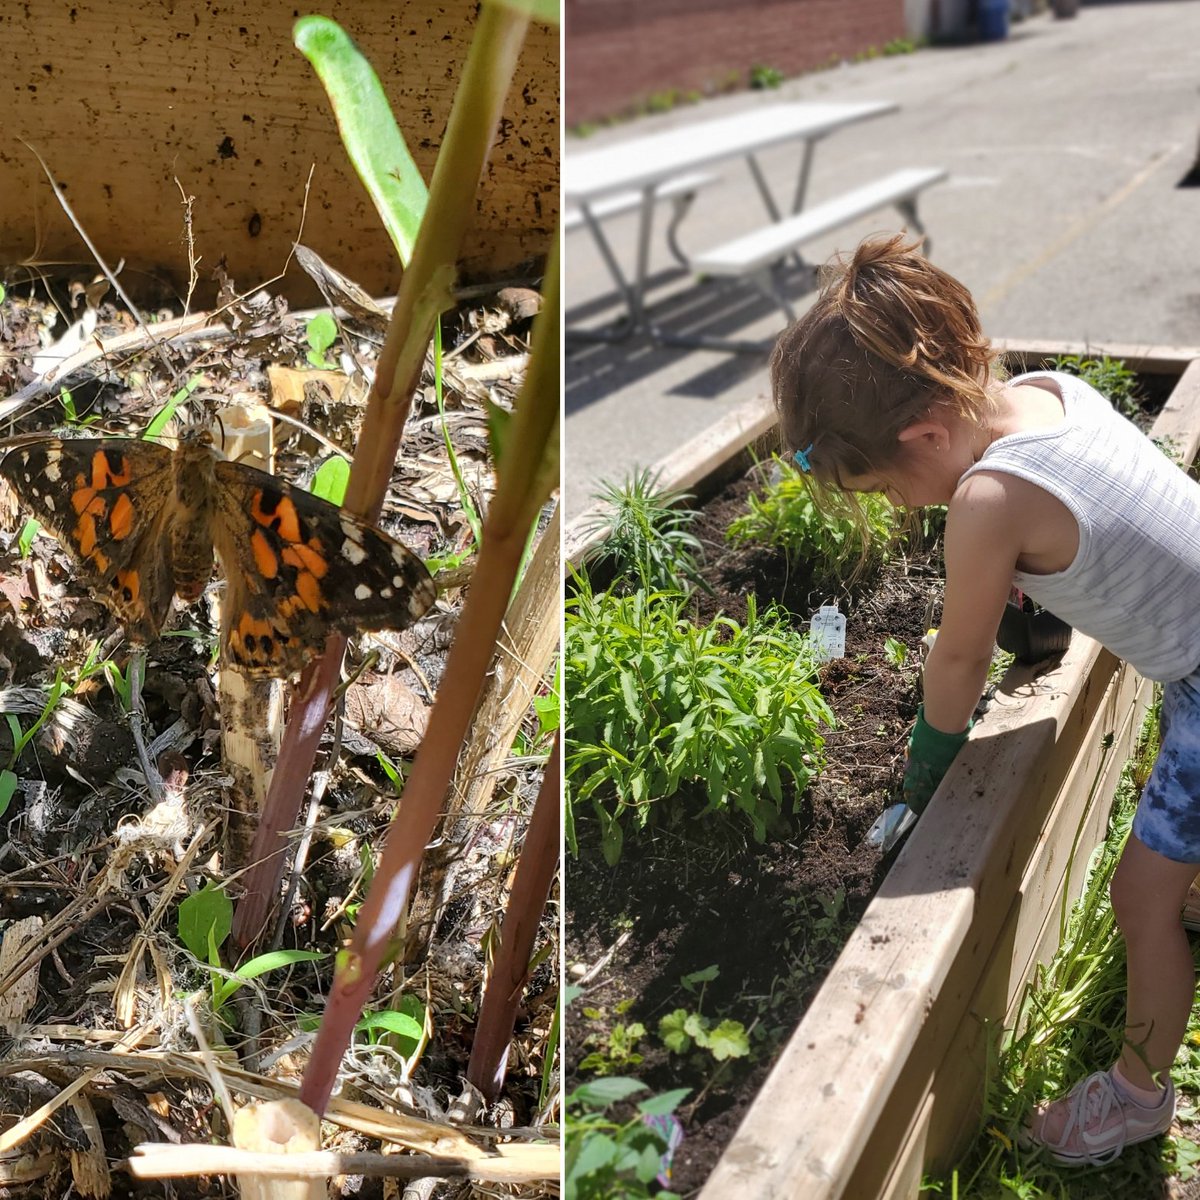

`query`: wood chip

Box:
[0,918,43,1031]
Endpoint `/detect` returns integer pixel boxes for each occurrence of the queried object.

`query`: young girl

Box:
[772,234,1200,1166]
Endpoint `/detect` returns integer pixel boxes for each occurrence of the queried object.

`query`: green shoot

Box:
[102,659,136,712]
[884,636,909,668]
[144,374,205,440]
[312,454,351,504]
[211,948,327,1012]
[0,769,16,819]
[5,669,69,769]
[17,519,38,557]
[305,311,339,369]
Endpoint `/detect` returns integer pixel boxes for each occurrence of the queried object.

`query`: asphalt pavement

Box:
[563,1,1200,519]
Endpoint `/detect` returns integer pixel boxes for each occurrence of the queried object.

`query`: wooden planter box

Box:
[566,343,1200,1200]
[0,1,558,309]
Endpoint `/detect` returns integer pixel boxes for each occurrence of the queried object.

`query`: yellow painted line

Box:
[980,145,1179,310]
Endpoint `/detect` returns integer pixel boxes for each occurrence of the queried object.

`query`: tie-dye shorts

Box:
[1132,670,1200,864]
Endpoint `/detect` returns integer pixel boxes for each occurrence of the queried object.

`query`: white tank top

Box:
[959,370,1200,682]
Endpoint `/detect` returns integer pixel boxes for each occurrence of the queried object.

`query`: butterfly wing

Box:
[212,459,436,677]
[0,439,178,642]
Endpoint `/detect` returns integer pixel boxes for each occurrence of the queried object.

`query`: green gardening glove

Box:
[902,704,971,815]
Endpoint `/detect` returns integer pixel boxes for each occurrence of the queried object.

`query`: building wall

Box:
[566,0,907,127]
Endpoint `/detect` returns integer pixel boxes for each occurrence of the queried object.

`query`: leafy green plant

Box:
[580,468,704,594]
[726,459,896,578]
[312,454,351,504]
[178,882,327,1019]
[1051,353,1142,421]
[884,636,908,669]
[579,1004,647,1076]
[658,964,750,1065]
[566,577,832,863]
[749,64,784,89]
[565,1076,688,1200]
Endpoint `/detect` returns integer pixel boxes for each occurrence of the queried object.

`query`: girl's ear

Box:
[897,419,950,451]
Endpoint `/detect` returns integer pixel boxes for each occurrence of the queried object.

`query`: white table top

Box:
[564,100,898,204]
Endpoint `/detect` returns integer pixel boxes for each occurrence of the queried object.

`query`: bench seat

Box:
[692,166,948,277]
[564,171,719,232]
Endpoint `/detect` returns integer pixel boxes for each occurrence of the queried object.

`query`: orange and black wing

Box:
[212,459,436,677]
[0,439,178,642]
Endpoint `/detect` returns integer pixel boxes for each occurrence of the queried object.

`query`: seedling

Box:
[305,311,339,369]
[884,636,909,668]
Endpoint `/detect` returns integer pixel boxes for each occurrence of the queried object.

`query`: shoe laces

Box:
[1066,1071,1125,1164]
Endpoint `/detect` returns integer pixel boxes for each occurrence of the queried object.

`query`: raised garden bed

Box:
[565,343,1200,1198]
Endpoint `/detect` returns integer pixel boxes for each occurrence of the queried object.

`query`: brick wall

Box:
[566,0,907,127]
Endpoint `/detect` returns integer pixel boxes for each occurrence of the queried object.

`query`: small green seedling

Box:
[178,882,326,1017]
[144,374,204,440]
[17,519,39,557]
[312,454,351,504]
[305,312,339,369]
[884,637,909,669]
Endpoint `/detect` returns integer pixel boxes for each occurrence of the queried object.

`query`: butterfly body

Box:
[0,433,436,677]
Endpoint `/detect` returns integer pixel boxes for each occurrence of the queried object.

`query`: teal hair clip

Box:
[794,443,814,472]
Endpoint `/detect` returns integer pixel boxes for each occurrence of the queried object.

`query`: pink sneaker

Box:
[1026,1069,1175,1166]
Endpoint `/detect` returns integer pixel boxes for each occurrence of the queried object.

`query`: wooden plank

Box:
[880,1092,932,1200]
[995,341,1200,375]
[921,666,1149,1172]
[700,363,1200,1200]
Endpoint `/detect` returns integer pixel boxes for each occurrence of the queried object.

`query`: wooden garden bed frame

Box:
[566,342,1200,1200]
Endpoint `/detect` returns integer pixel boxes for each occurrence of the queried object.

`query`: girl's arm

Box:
[923,472,1025,733]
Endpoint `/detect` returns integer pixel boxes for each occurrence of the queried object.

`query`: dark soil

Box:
[567,465,942,1194]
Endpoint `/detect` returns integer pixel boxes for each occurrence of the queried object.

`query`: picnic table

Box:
[565,100,947,350]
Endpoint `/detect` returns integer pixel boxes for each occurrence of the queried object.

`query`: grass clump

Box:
[726,458,897,579]
[580,468,705,594]
[565,575,832,865]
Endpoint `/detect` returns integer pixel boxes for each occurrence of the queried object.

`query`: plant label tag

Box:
[810,605,846,662]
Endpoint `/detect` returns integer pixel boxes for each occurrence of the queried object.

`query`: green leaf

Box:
[680,964,719,991]
[178,883,233,960]
[637,1087,690,1116]
[144,375,204,440]
[211,948,326,1009]
[703,1019,750,1061]
[658,1008,693,1054]
[569,1076,647,1107]
[0,769,17,819]
[355,1005,425,1053]
[305,312,339,369]
[17,519,39,557]
[312,454,351,504]
[294,16,427,265]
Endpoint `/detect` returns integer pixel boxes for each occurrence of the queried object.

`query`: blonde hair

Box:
[771,234,998,498]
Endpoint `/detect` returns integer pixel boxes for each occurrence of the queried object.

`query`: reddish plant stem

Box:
[299,519,531,1116]
[466,733,560,1102]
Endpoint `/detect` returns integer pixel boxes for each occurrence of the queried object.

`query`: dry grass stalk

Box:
[0,917,42,1031]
